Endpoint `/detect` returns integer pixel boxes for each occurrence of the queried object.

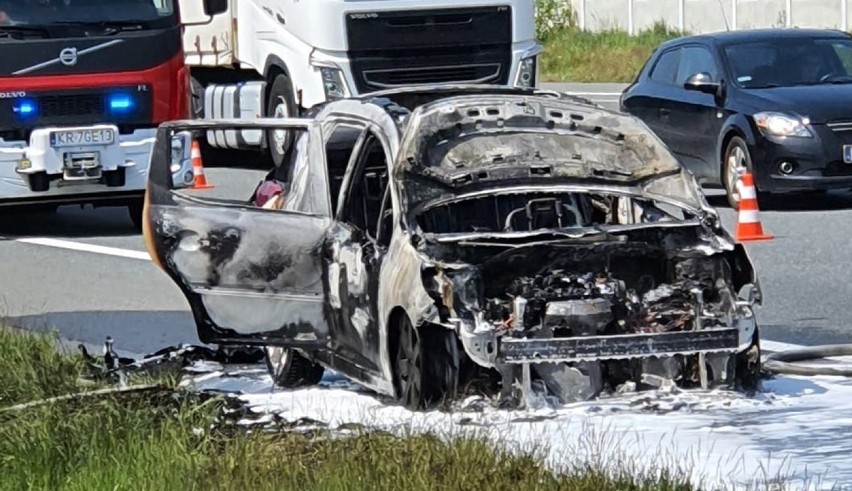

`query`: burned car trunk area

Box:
[397,95,761,405]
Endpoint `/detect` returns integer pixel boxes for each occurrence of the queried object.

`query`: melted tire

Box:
[394,315,459,410]
[734,328,762,393]
[265,347,325,389]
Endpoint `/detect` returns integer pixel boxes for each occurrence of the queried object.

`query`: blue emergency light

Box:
[13,99,37,117]
[108,94,134,112]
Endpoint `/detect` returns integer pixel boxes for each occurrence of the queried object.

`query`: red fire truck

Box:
[0,0,221,228]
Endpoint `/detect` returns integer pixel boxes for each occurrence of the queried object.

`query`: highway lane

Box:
[2,83,852,355]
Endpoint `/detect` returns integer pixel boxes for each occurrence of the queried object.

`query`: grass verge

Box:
[0,326,704,491]
[540,22,686,83]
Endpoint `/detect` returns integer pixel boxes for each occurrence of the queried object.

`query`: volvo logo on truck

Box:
[59,48,78,67]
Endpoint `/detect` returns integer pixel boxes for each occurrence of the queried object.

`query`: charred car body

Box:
[143,85,763,409]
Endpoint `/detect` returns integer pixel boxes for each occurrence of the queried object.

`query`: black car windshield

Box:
[724,37,852,88]
[0,0,176,29]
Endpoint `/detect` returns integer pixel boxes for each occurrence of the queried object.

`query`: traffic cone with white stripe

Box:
[190,140,214,189]
[735,171,773,242]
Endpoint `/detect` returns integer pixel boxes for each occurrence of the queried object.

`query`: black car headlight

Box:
[754,111,813,138]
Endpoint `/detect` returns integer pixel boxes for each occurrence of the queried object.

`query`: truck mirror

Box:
[203,0,228,17]
[170,131,195,189]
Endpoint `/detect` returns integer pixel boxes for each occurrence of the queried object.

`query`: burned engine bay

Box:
[416,189,760,404]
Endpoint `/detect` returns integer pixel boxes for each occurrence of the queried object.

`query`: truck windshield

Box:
[0,0,176,29]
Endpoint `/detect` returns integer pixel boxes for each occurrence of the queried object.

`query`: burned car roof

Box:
[393,93,705,213]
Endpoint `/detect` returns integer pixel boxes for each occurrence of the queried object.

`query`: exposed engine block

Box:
[485,269,715,338]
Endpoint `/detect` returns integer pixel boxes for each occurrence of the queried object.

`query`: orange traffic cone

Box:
[735,171,773,242]
[190,140,214,189]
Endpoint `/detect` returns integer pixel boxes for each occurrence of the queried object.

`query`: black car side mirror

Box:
[684,72,721,95]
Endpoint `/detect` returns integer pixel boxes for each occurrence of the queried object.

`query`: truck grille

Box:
[346,6,512,94]
[362,63,502,89]
[38,94,106,118]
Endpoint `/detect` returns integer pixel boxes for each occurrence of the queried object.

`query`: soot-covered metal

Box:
[144,87,765,410]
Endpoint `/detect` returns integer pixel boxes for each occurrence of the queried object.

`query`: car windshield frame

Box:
[721,35,852,89]
[0,0,178,30]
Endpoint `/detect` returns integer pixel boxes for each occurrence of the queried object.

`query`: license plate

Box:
[844,144,852,164]
[50,128,115,148]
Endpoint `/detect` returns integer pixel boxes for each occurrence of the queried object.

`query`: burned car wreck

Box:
[143,85,763,410]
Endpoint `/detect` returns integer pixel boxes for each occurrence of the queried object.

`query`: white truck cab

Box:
[179,0,541,166]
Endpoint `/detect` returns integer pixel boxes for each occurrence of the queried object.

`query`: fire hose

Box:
[763,344,852,377]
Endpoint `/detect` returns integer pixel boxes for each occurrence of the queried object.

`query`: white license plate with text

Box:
[50,128,116,148]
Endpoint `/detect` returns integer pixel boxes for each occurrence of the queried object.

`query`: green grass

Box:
[0,327,87,408]
[540,22,686,83]
[0,326,705,490]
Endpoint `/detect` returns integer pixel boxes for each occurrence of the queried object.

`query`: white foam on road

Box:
[184,365,852,491]
[14,237,151,261]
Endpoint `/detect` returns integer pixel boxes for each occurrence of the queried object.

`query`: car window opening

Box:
[325,125,363,213]
[341,132,390,242]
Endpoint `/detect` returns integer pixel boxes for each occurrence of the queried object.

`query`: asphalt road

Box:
[2,83,852,355]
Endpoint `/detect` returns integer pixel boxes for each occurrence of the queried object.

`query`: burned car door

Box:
[325,127,393,372]
[144,120,334,349]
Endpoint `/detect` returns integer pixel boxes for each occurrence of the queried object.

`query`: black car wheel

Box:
[393,315,459,410]
[264,346,325,388]
[723,136,752,210]
[723,136,773,210]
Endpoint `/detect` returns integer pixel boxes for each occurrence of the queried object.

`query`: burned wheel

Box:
[393,315,458,410]
[264,346,325,389]
[735,327,762,392]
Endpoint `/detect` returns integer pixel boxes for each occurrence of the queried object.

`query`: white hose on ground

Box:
[763,344,852,377]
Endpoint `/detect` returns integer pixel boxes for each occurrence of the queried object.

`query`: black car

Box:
[620,28,852,209]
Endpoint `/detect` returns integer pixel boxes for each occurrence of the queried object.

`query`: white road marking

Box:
[15,237,152,261]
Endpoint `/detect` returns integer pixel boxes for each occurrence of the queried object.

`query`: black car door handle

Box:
[659,108,671,116]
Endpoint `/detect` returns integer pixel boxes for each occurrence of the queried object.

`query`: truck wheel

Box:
[393,315,459,410]
[28,172,49,192]
[265,346,325,388]
[265,74,297,168]
[127,198,144,232]
[104,168,126,187]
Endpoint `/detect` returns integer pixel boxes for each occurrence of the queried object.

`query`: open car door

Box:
[143,119,333,349]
